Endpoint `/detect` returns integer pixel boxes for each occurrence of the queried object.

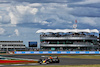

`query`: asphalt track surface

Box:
[2,55,100,65]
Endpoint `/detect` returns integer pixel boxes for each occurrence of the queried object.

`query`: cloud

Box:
[29,3,42,7]
[0,0,99,47]
[68,2,100,8]
[0,0,11,4]
[0,0,100,29]
[0,28,5,34]
[0,0,99,29]
[4,2,99,30]
[8,4,39,25]
[16,5,38,15]
[69,7,100,17]
[9,12,18,25]
[14,29,19,36]
[0,24,16,27]
[14,0,67,3]
[8,28,19,37]
[76,0,100,4]
[6,3,73,29]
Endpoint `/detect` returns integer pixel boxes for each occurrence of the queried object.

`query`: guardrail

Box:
[14,51,100,54]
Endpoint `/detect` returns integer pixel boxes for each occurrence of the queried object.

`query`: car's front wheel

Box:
[39,61,42,64]
[39,59,42,64]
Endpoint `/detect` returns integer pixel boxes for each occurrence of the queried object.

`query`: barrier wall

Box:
[14,51,100,54]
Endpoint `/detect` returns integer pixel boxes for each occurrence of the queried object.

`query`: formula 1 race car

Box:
[48,56,60,63]
[38,59,50,64]
[38,56,60,64]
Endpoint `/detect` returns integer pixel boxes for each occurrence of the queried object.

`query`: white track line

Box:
[11,64,26,66]
[0,63,40,67]
[27,63,39,65]
[0,56,38,61]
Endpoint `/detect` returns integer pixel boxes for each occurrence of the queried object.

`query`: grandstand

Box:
[36,29,99,51]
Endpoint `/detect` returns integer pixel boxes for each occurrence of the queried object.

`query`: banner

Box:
[15,51,100,54]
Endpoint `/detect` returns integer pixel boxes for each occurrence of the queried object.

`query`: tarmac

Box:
[2,55,100,65]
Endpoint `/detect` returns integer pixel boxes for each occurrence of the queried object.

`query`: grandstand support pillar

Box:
[0,44,1,51]
[7,44,8,53]
[14,45,15,51]
[92,45,94,50]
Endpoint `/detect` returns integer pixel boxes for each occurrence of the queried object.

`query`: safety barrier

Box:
[14,51,100,54]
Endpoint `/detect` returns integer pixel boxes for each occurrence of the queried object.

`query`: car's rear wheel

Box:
[56,60,60,63]
[49,59,53,63]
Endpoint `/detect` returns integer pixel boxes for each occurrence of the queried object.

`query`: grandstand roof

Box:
[36,29,99,33]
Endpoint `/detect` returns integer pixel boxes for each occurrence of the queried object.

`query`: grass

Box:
[7,64,100,67]
[59,55,100,59]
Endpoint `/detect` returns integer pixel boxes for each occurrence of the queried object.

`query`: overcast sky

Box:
[0,0,100,48]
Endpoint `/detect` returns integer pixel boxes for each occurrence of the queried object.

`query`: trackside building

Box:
[0,41,26,51]
[36,29,99,50]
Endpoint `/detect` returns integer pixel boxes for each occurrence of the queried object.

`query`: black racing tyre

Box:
[39,61,42,64]
[56,60,60,63]
[39,59,42,64]
[49,59,53,63]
